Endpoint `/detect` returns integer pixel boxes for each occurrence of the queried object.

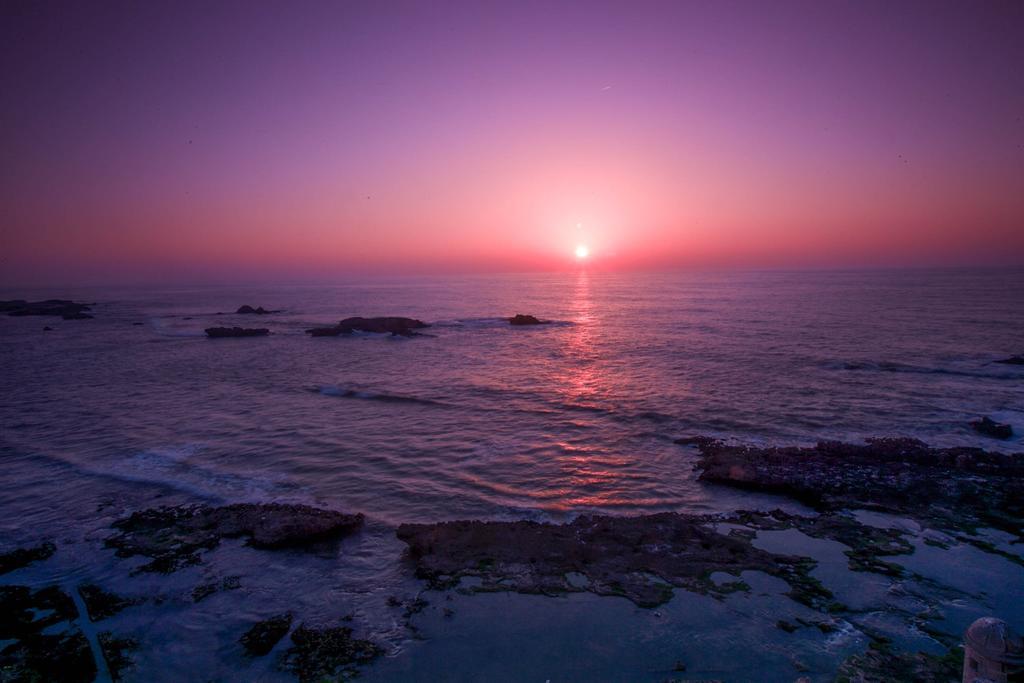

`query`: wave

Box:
[148,317,207,338]
[830,360,1022,380]
[315,385,445,407]
[314,383,678,428]
[17,445,298,503]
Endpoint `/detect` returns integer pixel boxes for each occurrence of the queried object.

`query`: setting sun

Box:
[575,244,590,259]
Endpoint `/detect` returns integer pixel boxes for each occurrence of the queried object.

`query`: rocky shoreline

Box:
[686,436,1024,548]
[2,437,1021,681]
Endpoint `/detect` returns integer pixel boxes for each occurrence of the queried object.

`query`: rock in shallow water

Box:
[689,437,1024,544]
[98,632,138,682]
[507,313,548,325]
[396,512,835,609]
[970,416,1013,439]
[105,503,364,573]
[240,613,293,657]
[236,304,278,314]
[305,316,428,337]
[282,624,384,682]
[78,583,143,621]
[0,584,96,682]
[0,541,55,575]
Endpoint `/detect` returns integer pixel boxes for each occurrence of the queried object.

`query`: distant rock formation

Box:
[0,299,93,319]
[236,305,278,315]
[205,327,269,338]
[305,316,428,337]
[995,355,1024,365]
[508,313,549,325]
[971,416,1013,440]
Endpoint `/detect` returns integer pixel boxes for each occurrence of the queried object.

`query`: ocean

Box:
[1,268,1022,681]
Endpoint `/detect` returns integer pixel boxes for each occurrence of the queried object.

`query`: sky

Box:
[2,0,1023,284]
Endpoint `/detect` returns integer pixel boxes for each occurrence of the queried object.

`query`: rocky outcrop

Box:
[0,299,94,319]
[508,314,549,325]
[994,355,1024,365]
[0,541,55,575]
[306,316,429,337]
[971,417,1014,439]
[204,326,269,338]
[240,613,293,657]
[105,503,365,573]
[687,437,1024,543]
[236,305,278,315]
[397,512,834,609]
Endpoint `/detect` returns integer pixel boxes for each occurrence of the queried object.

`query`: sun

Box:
[575,244,589,259]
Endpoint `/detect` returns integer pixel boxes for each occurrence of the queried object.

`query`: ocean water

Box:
[1,268,1022,681]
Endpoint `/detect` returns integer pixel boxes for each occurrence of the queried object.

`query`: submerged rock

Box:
[0,541,55,575]
[240,613,293,657]
[690,437,1024,544]
[204,326,269,338]
[397,512,835,609]
[236,304,278,314]
[282,624,384,682]
[78,583,143,621]
[0,299,94,319]
[306,316,429,337]
[508,313,549,325]
[971,416,1014,439]
[105,503,364,573]
[0,584,96,682]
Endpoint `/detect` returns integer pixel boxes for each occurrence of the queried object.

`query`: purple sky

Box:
[2,0,1023,284]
